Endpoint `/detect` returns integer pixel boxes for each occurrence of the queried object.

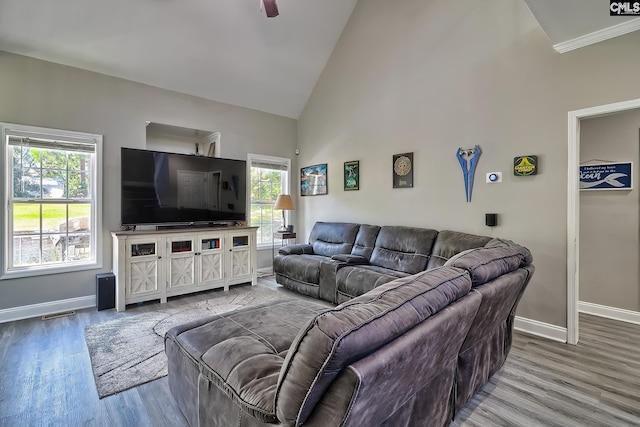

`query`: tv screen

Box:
[121,147,247,226]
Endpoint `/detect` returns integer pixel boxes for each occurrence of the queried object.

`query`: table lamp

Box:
[274,194,294,232]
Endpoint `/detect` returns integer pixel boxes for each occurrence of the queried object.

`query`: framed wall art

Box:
[300,163,328,196]
[344,161,359,191]
[513,155,538,176]
[393,152,413,188]
[579,161,632,190]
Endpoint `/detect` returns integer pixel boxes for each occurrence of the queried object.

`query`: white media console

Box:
[111,226,257,311]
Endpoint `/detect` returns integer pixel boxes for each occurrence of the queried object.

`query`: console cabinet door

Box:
[227,231,253,284]
[125,237,164,302]
[197,233,224,288]
[167,235,197,295]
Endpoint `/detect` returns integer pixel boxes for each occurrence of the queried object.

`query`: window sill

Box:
[1,260,102,280]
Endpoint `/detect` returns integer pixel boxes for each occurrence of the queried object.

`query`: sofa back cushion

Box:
[369,226,438,274]
[274,266,472,425]
[426,230,492,270]
[486,238,534,264]
[308,222,360,257]
[350,224,380,260]
[444,238,532,287]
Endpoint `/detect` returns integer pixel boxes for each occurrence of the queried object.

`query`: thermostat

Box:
[486,172,502,183]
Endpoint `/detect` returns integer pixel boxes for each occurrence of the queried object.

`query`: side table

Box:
[272,231,297,262]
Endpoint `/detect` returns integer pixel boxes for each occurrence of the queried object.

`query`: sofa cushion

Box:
[166,299,328,423]
[200,336,282,422]
[369,226,438,274]
[444,239,532,287]
[486,238,534,265]
[426,230,492,269]
[350,224,380,259]
[309,222,360,257]
[274,266,472,426]
[166,299,326,368]
[335,265,409,301]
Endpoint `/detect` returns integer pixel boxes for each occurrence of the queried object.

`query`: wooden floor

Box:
[452,313,640,427]
[0,278,638,427]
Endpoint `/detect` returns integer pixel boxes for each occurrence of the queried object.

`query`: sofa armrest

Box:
[331,254,369,265]
[279,243,314,256]
[303,291,482,427]
[319,256,368,303]
[318,259,343,303]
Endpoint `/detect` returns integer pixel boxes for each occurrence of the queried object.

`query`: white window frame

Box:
[247,153,291,248]
[1,123,103,279]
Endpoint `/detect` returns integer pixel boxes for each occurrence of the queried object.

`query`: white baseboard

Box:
[579,301,640,325]
[514,316,567,343]
[0,295,96,324]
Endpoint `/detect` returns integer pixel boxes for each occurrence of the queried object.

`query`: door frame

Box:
[567,97,640,344]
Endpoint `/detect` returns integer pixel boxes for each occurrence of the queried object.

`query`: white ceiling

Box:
[0,0,637,119]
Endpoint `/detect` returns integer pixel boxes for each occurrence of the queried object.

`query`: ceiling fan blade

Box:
[262,0,279,17]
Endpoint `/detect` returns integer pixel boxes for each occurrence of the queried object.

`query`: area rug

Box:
[85,286,287,398]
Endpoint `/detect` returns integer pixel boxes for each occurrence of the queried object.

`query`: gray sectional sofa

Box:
[273,222,493,303]
[165,222,534,427]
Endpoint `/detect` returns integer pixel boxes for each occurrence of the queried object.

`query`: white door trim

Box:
[567,97,640,345]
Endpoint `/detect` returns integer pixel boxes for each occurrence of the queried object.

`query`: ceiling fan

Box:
[261,0,279,18]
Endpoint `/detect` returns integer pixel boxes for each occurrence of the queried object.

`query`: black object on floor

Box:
[96,273,116,311]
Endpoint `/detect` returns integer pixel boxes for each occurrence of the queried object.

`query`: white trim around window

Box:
[247,153,291,248]
[0,123,103,279]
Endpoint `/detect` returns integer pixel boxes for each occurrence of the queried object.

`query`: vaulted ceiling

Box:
[0,0,637,119]
[0,0,358,119]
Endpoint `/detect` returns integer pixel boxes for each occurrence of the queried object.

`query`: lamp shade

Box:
[274,194,294,210]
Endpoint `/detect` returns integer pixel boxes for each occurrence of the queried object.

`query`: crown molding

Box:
[553,17,640,53]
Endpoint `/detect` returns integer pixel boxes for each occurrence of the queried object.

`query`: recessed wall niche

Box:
[145,122,220,157]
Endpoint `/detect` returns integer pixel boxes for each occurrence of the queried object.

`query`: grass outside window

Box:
[13,203,91,233]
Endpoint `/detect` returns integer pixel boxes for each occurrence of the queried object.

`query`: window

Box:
[1,123,102,278]
[248,154,290,246]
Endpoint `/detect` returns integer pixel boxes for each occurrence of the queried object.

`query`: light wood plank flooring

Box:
[1,278,638,427]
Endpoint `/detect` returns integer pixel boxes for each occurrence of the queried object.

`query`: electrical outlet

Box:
[486,172,502,183]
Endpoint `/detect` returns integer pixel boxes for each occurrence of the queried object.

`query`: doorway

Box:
[567,97,640,344]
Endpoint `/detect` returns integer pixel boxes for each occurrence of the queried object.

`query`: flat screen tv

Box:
[121,147,247,226]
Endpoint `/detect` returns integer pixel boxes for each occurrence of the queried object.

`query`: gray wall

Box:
[296,0,640,327]
[0,51,297,310]
[580,110,640,312]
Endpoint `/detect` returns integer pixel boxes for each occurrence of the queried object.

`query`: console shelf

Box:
[111,226,257,311]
